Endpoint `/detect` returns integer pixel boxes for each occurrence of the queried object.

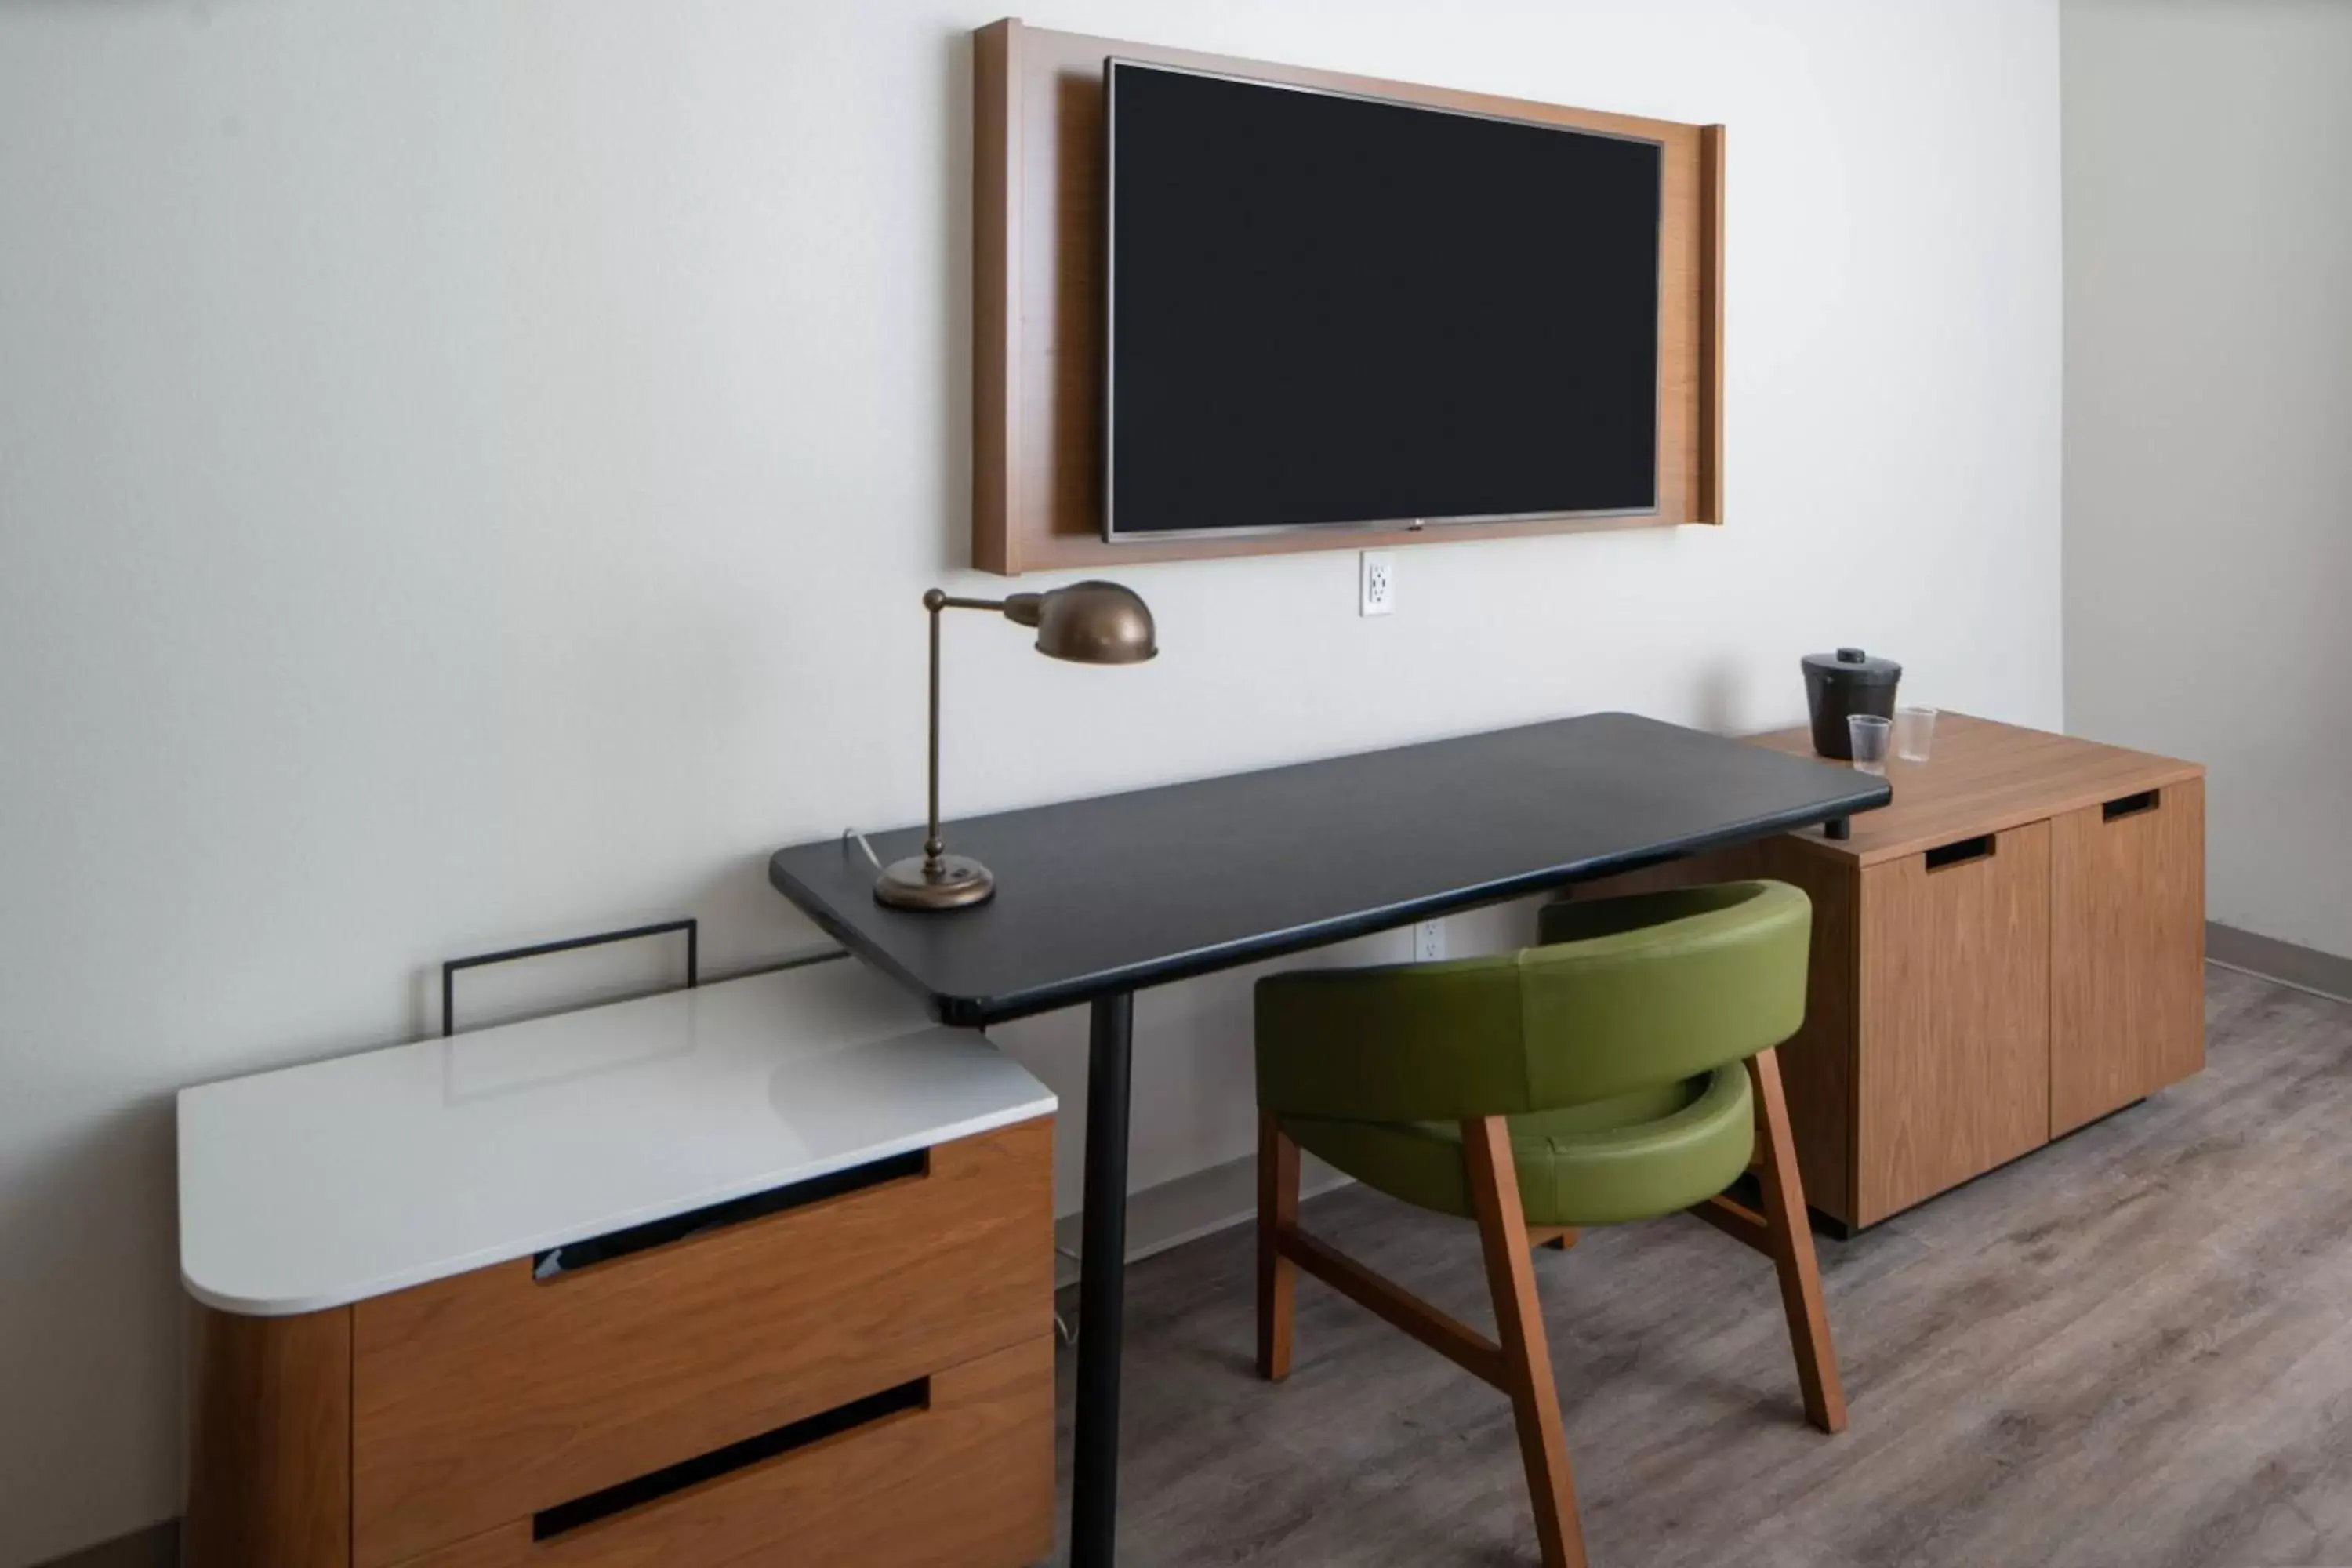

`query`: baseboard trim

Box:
[1054,1148,1350,1289]
[39,1522,176,1568]
[2209,922,2352,1007]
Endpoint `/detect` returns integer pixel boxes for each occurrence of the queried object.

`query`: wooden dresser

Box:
[1581,713,2205,1230]
[178,958,1057,1568]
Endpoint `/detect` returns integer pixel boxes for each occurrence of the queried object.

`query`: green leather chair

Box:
[1254,881,1846,1568]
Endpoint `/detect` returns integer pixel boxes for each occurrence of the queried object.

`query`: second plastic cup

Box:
[1896,705,1939,762]
[1848,713,1893,775]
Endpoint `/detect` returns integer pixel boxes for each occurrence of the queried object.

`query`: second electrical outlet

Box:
[1414,919,1446,961]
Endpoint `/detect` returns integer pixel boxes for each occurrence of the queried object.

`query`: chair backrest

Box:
[1523,880,1809,1106]
[1254,880,1810,1124]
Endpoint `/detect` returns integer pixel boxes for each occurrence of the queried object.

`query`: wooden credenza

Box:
[178,960,1058,1568]
[1581,713,2205,1230]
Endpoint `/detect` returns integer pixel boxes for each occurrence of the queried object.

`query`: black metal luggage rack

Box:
[439,918,698,1038]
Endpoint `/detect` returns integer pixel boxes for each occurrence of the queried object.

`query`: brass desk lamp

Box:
[875,580,1157,911]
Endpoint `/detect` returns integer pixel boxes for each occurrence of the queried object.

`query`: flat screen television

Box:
[1105,60,1664,542]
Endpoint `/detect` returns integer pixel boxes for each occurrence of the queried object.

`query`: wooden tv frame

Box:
[972,17,1726,576]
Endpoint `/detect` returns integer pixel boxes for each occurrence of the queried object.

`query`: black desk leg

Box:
[1071,990,1134,1567]
[1824,816,1851,841]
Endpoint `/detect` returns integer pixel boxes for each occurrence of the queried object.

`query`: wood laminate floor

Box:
[1051,965,2352,1568]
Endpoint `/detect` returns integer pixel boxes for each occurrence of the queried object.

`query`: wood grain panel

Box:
[1697,124,1726,523]
[1857,822,2051,1224]
[1752,713,2203,867]
[185,1303,353,1568]
[971,17,1724,575]
[971,18,1019,575]
[393,1337,1055,1568]
[351,1120,1051,1568]
[2050,778,2207,1134]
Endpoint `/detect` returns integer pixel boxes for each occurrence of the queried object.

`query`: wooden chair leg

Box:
[1257,1112,1299,1381]
[1747,1049,1847,1434]
[1529,1225,1579,1251]
[1463,1117,1589,1568]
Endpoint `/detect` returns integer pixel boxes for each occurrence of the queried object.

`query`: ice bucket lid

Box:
[1800,647,1902,688]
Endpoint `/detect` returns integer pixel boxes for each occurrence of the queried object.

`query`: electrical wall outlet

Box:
[1413,919,1446,962]
[1359,550,1396,616]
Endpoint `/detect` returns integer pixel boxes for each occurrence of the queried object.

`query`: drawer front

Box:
[2050,778,2205,1135]
[1858,821,2051,1223]
[353,1118,1051,1568]
[392,1335,1054,1568]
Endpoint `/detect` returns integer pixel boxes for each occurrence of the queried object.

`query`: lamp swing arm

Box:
[925,588,1047,622]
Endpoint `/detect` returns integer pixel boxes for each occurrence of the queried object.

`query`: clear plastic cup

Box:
[1895,705,1938,762]
[1848,713,1893,775]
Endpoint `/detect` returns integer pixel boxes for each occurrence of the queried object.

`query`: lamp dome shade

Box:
[1020,580,1158,665]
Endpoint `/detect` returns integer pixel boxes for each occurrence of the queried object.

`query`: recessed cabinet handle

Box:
[531,1148,928,1280]
[1924,834,1996,872]
[533,1377,929,1540]
[2103,789,2160,822]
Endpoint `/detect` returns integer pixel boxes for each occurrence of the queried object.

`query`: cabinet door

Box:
[1858,821,2051,1224]
[2049,777,2205,1135]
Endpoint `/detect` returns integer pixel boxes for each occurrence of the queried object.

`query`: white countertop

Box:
[177,957,1054,1316]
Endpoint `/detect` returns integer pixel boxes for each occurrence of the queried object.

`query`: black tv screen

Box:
[1105,61,1663,540]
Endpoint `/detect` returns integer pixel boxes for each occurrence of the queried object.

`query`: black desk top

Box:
[768,712,1888,1028]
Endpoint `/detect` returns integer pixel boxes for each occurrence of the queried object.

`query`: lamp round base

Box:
[874,854,996,912]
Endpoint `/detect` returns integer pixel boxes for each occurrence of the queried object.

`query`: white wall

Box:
[2063,0,2352,960]
[0,2,2060,1559]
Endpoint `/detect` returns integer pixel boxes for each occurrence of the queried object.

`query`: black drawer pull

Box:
[2103,789,2160,822]
[1925,834,1996,871]
[532,1148,927,1280]
[533,1377,928,1540]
